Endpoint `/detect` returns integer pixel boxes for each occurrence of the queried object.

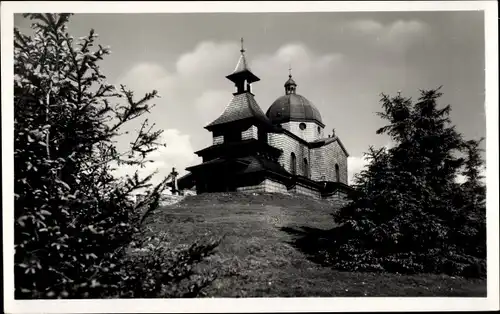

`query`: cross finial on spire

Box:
[240,37,245,53]
[288,63,292,78]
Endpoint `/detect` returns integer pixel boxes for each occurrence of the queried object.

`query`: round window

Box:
[299,123,306,130]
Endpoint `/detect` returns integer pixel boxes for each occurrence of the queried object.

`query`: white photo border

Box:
[2,1,498,313]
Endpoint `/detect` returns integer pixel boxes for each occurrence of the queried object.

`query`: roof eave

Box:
[309,136,350,157]
[226,70,260,84]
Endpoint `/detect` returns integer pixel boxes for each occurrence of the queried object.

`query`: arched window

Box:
[304,158,309,178]
[290,153,297,175]
[335,164,340,182]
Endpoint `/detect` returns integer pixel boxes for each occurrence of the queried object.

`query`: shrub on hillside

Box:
[14,13,220,298]
[321,88,486,278]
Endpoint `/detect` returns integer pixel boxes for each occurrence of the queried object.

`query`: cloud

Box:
[117,40,345,129]
[112,129,199,188]
[193,89,230,126]
[114,41,347,182]
[118,41,343,101]
[118,63,175,98]
[252,43,343,81]
[347,155,370,185]
[176,41,239,78]
[150,129,199,173]
[116,41,243,122]
[346,19,384,34]
[345,19,430,52]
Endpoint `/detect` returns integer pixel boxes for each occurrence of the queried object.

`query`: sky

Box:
[14,11,486,184]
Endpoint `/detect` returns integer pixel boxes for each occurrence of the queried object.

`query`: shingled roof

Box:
[233,52,251,74]
[310,136,350,157]
[241,155,291,178]
[205,92,272,129]
[226,38,260,84]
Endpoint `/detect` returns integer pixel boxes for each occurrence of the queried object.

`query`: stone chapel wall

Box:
[281,121,323,142]
[290,183,321,199]
[213,135,224,145]
[237,178,288,194]
[323,190,349,208]
[267,132,310,177]
[241,125,258,140]
[310,140,348,184]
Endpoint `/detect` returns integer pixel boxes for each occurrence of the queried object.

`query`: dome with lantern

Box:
[266,71,324,127]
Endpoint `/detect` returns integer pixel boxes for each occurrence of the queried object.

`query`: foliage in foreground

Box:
[323,88,486,278]
[14,13,220,299]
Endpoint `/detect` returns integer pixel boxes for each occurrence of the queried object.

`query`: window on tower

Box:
[299,123,306,130]
[236,81,244,94]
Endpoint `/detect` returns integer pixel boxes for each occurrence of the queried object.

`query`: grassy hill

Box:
[142,192,486,297]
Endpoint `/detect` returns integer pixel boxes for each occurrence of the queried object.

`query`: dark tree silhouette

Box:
[14,13,220,299]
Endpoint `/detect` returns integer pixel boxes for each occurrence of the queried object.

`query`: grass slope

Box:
[143,192,486,297]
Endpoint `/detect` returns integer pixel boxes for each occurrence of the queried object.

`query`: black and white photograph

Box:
[2,1,499,313]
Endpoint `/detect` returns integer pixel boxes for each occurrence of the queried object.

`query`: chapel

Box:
[178,40,352,201]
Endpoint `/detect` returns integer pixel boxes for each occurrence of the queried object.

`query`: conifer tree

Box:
[14,13,219,299]
[452,139,486,265]
[326,88,486,277]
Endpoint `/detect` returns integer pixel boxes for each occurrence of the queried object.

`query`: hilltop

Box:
[142,192,486,297]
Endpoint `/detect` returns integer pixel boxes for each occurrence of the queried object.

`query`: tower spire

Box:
[288,63,292,78]
[226,38,260,95]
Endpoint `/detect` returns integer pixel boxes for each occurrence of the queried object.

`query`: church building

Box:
[178,40,352,201]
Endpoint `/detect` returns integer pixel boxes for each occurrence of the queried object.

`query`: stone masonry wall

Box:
[291,184,321,199]
[268,132,310,177]
[237,179,288,194]
[310,140,348,184]
[241,125,258,140]
[323,190,349,209]
[281,121,324,142]
[267,131,348,183]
